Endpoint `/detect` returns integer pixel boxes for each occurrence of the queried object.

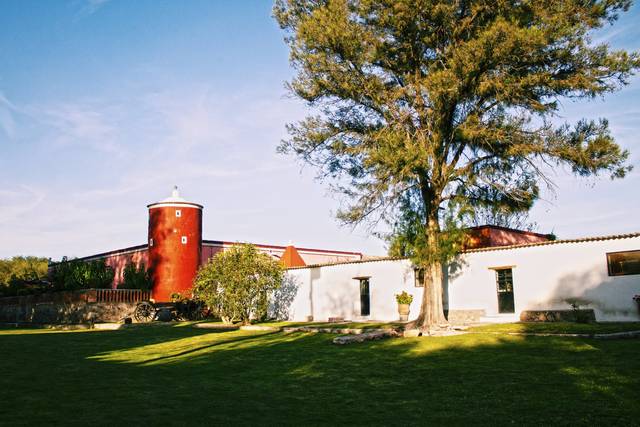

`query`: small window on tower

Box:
[181,236,188,244]
[175,210,182,217]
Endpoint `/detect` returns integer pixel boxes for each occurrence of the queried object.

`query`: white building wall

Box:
[283,235,640,323]
[449,236,640,321]
[285,259,418,322]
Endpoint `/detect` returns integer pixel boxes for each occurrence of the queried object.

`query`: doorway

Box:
[495,268,515,313]
[359,278,370,316]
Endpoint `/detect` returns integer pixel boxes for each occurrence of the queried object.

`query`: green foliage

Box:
[193,244,284,324]
[0,256,50,297]
[395,291,413,305]
[119,262,152,291]
[274,0,638,253]
[274,0,638,325]
[49,257,115,291]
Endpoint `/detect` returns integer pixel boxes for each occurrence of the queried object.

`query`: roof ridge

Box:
[463,231,640,253]
[286,231,640,270]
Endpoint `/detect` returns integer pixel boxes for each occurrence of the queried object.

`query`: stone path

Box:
[333,330,400,344]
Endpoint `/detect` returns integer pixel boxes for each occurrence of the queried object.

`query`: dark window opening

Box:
[414,268,425,287]
[607,250,640,276]
[495,268,515,314]
[359,278,370,316]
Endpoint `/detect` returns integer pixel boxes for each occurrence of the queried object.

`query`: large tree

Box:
[274,0,638,330]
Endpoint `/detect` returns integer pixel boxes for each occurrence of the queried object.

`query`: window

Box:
[494,268,515,314]
[414,268,425,287]
[149,238,154,247]
[175,210,182,217]
[607,250,640,276]
[181,236,188,244]
[359,278,370,316]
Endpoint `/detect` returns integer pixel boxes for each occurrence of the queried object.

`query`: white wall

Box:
[285,259,419,322]
[449,236,640,321]
[283,235,640,322]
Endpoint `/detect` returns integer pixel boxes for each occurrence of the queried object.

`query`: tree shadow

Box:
[269,275,300,320]
[2,326,640,425]
[528,265,640,321]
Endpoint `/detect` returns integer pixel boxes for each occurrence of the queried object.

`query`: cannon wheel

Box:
[134,301,156,323]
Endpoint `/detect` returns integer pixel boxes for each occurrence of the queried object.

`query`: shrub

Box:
[50,257,114,291]
[395,291,413,305]
[119,262,152,290]
[565,297,593,323]
[193,244,284,324]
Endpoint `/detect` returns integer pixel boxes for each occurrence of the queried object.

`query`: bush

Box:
[119,262,152,290]
[50,257,114,291]
[193,244,284,324]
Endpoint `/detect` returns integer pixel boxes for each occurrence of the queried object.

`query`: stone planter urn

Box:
[398,303,410,321]
[395,291,413,322]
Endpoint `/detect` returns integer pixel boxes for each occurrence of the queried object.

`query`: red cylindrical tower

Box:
[147,187,203,302]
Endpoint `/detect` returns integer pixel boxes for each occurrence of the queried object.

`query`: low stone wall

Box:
[520,309,596,323]
[447,309,485,324]
[0,290,141,324]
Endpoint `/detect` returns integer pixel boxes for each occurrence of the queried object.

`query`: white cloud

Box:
[77,0,111,17]
[0,186,45,223]
[24,101,126,155]
[0,92,17,139]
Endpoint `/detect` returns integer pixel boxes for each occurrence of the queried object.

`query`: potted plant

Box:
[395,291,413,321]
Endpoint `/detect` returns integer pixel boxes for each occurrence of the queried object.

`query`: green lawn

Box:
[1,325,639,425]
[256,320,405,330]
[468,321,640,335]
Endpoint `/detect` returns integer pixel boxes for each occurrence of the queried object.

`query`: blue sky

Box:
[1,0,639,260]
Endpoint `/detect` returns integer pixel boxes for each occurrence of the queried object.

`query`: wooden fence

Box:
[0,288,151,306]
[89,289,151,304]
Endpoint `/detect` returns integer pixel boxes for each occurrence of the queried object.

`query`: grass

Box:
[468,322,640,335]
[1,324,640,425]
[255,320,405,330]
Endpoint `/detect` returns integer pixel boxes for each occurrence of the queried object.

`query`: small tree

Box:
[119,262,153,290]
[0,256,50,296]
[193,244,284,325]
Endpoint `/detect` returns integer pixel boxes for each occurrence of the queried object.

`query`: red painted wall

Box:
[148,205,202,302]
[200,245,224,265]
[104,249,149,289]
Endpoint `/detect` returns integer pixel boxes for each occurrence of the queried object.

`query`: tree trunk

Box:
[410,214,448,331]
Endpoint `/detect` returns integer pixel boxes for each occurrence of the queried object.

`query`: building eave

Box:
[286,232,640,270]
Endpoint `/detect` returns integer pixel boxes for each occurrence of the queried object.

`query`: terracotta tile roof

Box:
[280,245,307,268]
[286,256,405,270]
[286,232,640,270]
[466,224,553,239]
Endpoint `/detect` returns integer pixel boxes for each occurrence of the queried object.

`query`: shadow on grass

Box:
[1,326,639,425]
[468,321,640,335]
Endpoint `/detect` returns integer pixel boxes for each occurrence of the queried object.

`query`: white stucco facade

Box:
[283,234,640,323]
